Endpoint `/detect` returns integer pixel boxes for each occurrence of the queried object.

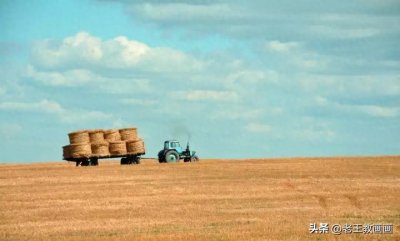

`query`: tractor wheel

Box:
[184,158,190,162]
[158,150,166,163]
[191,156,199,162]
[165,150,179,163]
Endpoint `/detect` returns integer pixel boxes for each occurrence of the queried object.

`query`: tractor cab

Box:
[164,140,183,154]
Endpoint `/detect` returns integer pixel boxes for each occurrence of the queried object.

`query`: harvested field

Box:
[0,156,399,241]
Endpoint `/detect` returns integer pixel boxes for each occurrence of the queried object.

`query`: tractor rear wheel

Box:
[165,150,179,163]
[158,150,166,163]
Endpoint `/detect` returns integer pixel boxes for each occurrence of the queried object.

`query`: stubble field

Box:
[0,156,399,241]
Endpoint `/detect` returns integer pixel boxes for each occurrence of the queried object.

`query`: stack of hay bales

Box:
[63,127,145,160]
[64,130,92,159]
[126,139,145,155]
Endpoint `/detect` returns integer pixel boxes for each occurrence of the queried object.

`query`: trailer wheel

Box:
[135,156,141,164]
[81,160,90,166]
[90,158,99,166]
[121,157,128,165]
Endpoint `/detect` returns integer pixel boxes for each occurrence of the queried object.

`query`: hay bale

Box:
[91,142,109,157]
[109,141,127,155]
[63,145,72,159]
[126,139,145,155]
[119,128,138,141]
[89,129,105,143]
[68,130,90,144]
[69,143,92,158]
[104,129,121,142]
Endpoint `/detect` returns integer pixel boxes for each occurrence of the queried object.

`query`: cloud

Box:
[314,96,400,118]
[0,123,22,139]
[293,128,336,142]
[212,109,263,120]
[244,123,272,134]
[26,65,94,86]
[0,99,113,123]
[120,98,157,106]
[31,32,202,74]
[347,104,399,118]
[128,3,236,23]
[266,41,300,53]
[173,90,239,102]
[115,1,400,42]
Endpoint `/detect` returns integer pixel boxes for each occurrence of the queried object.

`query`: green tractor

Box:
[158,140,199,163]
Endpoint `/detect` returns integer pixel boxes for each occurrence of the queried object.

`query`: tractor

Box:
[158,140,199,163]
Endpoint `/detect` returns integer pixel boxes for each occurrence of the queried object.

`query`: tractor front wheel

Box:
[165,150,179,163]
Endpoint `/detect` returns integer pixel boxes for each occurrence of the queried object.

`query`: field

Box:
[0,156,399,241]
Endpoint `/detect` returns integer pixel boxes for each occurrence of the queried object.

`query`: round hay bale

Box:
[109,141,127,155]
[89,129,105,143]
[91,142,109,157]
[104,129,121,142]
[68,130,90,144]
[119,128,138,141]
[63,145,72,159]
[126,139,145,155]
[69,143,92,158]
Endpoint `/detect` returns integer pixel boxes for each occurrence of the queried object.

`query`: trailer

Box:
[63,128,146,166]
[64,152,145,166]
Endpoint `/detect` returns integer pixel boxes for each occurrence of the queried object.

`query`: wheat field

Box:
[0,156,399,241]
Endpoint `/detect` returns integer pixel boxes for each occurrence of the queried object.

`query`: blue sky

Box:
[0,0,399,163]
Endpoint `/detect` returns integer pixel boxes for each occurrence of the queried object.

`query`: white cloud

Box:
[129,3,237,22]
[0,86,6,96]
[26,65,94,86]
[294,128,336,141]
[349,105,399,118]
[301,75,400,97]
[0,99,113,123]
[31,32,202,74]
[244,123,272,134]
[120,98,157,106]
[173,90,239,102]
[0,123,22,139]
[0,99,64,114]
[314,96,400,118]
[212,109,263,120]
[266,41,300,53]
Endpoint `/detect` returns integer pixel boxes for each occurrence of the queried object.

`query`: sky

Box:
[0,0,399,163]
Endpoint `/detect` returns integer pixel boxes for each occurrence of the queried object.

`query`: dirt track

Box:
[0,157,399,240]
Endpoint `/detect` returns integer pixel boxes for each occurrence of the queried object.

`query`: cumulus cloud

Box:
[31,32,203,74]
[26,65,94,86]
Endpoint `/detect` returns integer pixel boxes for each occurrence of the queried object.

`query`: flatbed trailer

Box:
[64,152,145,166]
